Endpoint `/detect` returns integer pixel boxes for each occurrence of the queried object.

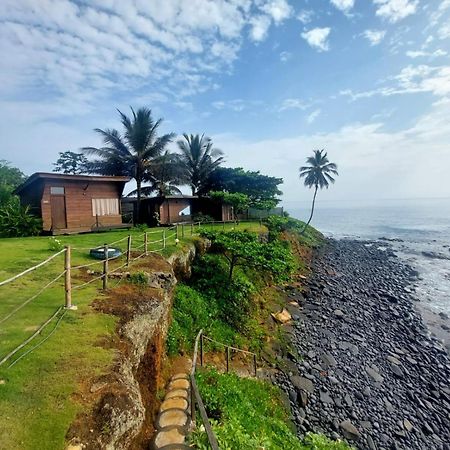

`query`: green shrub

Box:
[128,271,148,286]
[0,199,42,237]
[48,237,64,251]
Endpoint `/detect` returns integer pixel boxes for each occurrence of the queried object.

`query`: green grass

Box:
[192,369,352,450]
[0,221,263,450]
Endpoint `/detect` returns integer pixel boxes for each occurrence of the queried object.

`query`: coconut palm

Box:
[82,107,175,222]
[299,149,338,233]
[177,134,224,195]
[127,151,184,197]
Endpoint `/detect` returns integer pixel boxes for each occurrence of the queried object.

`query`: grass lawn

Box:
[0,221,264,450]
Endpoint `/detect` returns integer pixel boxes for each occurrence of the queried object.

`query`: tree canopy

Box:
[53,151,89,174]
[200,230,294,281]
[177,133,224,196]
[204,167,283,209]
[82,107,175,221]
[0,161,26,207]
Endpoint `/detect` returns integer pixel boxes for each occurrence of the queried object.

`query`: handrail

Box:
[191,330,220,450]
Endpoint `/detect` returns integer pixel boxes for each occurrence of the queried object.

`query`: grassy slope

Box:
[0,221,262,450]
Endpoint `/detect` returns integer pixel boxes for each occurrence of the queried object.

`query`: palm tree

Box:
[127,151,184,197]
[299,149,338,233]
[82,107,175,222]
[177,134,224,195]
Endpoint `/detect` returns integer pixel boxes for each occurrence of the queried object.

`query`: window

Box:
[50,186,65,195]
[92,198,119,216]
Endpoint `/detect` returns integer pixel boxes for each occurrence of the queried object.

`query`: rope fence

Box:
[0,220,260,369]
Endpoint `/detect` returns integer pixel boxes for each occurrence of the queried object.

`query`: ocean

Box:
[287,197,450,315]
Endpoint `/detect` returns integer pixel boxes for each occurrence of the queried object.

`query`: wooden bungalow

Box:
[15,173,130,234]
[122,195,234,226]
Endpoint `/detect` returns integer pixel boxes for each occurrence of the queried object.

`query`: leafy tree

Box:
[53,151,89,174]
[209,191,249,215]
[204,167,283,209]
[177,134,224,195]
[82,107,175,222]
[200,230,294,281]
[0,161,26,207]
[299,149,338,233]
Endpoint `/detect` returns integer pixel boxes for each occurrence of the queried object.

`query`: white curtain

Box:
[92,198,119,216]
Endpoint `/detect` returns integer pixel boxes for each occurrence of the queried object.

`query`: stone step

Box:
[157,409,189,429]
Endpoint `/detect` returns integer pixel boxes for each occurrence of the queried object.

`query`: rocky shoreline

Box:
[276,239,450,450]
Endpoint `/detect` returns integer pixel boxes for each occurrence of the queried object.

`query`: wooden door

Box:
[51,195,67,229]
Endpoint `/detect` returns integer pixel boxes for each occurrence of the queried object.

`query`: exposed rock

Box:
[291,375,314,394]
[339,419,360,441]
[271,308,293,324]
[365,366,384,383]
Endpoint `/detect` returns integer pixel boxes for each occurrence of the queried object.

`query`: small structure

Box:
[15,173,130,234]
[122,195,234,226]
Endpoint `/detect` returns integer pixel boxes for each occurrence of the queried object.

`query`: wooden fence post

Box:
[222,221,225,231]
[200,334,203,366]
[253,354,257,377]
[190,222,193,236]
[226,346,230,373]
[64,246,72,309]
[190,375,196,425]
[144,232,148,256]
[163,229,166,249]
[181,223,185,238]
[176,224,179,239]
[127,235,132,266]
[103,244,109,290]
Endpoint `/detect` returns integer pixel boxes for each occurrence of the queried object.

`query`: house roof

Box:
[15,172,131,194]
[123,195,198,203]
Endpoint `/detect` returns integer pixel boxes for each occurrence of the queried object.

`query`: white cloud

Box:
[301,27,331,52]
[306,109,321,124]
[363,29,386,46]
[278,98,312,111]
[280,51,292,62]
[373,0,418,23]
[297,9,314,24]
[249,15,272,41]
[341,64,450,99]
[259,0,292,24]
[439,20,450,40]
[330,0,355,13]
[406,49,447,58]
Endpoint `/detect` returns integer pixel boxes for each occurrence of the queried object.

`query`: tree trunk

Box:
[300,185,318,235]
[136,177,142,225]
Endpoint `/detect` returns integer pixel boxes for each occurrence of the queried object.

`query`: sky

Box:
[1,0,450,206]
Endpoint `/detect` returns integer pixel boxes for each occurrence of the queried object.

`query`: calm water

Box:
[287,198,450,314]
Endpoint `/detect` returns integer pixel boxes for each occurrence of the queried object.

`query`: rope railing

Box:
[0,270,66,325]
[0,248,66,287]
[190,330,220,450]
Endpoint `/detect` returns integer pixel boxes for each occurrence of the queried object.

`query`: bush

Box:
[0,199,42,237]
[48,237,64,251]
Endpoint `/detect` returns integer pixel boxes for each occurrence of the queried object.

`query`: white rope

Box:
[0,271,66,325]
[0,307,62,367]
[72,273,104,290]
[0,249,66,287]
[72,259,105,270]
[8,309,68,369]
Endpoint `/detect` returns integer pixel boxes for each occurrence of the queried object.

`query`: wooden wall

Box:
[39,180,123,232]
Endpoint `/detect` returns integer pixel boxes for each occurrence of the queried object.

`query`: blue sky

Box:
[1,0,450,204]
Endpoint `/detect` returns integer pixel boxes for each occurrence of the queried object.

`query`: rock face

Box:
[67,246,199,450]
[274,239,450,450]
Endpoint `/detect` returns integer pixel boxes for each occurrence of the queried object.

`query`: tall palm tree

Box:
[82,107,175,222]
[299,149,338,233]
[127,151,184,197]
[177,134,224,195]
